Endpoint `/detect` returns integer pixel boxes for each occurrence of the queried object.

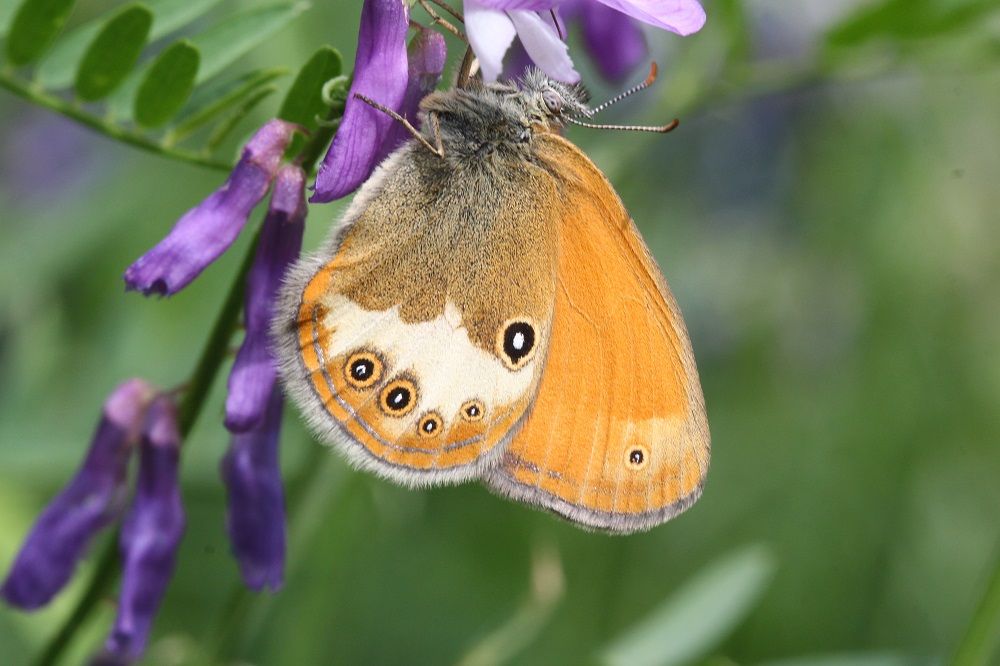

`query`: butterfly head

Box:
[517,69,592,130]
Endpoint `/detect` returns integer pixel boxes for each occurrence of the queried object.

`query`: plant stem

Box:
[951,546,1000,666]
[32,537,119,666]
[293,101,345,172]
[32,235,258,666]
[177,233,259,435]
[0,72,233,172]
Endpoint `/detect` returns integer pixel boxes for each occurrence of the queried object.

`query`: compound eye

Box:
[543,90,562,114]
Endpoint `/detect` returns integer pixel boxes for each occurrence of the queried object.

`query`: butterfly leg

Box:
[429,111,445,157]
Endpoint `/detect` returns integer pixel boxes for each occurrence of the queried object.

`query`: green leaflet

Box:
[206,85,277,152]
[4,0,76,66]
[599,545,775,666]
[74,5,153,101]
[101,2,304,124]
[192,2,308,84]
[169,67,287,143]
[36,0,224,90]
[279,46,343,129]
[279,46,343,155]
[134,40,200,128]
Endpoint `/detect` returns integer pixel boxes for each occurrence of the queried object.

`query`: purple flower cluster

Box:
[2,0,706,661]
[0,381,186,663]
[466,0,706,83]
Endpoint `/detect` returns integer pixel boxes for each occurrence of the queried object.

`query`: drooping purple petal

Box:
[1,379,153,610]
[465,1,518,82]
[123,120,297,296]
[509,9,579,83]
[311,0,409,202]
[221,387,286,591]
[593,0,706,35]
[100,397,185,663]
[501,38,535,82]
[578,1,647,82]
[225,165,306,433]
[379,27,447,159]
[472,0,558,9]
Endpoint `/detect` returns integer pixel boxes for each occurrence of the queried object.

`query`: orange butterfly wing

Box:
[485,133,710,533]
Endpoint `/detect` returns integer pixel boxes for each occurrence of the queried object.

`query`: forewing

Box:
[275,146,560,485]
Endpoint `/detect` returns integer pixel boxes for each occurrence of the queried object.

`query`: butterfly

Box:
[273,66,709,534]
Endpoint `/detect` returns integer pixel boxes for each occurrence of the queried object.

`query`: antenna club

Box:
[658,119,680,133]
[644,62,659,87]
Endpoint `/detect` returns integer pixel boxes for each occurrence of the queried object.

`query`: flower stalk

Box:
[0,72,232,172]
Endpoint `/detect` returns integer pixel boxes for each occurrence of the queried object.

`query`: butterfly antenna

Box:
[565,116,680,134]
[588,62,659,116]
[354,93,445,157]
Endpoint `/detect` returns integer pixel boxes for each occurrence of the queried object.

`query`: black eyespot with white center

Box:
[344,350,383,390]
[626,445,649,471]
[461,400,485,422]
[496,319,537,370]
[379,377,417,417]
[417,412,443,438]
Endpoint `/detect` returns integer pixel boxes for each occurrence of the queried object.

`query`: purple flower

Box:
[311,0,409,203]
[467,0,577,83]
[221,386,287,591]
[100,396,185,663]
[564,0,647,82]
[225,165,306,433]
[1,379,153,610]
[465,0,706,82]
[124,119,297,296]
[380,26,448,160]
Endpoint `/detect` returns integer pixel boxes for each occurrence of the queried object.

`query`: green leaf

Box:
[206,85,277,152]
[145,0,226,37]
[168,67,287,143]
[134,40,200,128]
[192,2,308,84]
[4,0,76,65]
[757,653,930,666]
[0,0,20,38]
[74,5,152,101]
[279,46,342,128]
[599,544,775,666]
[826,0,1000,47]
[35,0,223,89]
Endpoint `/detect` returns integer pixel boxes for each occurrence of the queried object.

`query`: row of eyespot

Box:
[344,350,485,437]
[344,349,651,466]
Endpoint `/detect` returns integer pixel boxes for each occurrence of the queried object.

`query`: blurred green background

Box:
[1,0,999,664]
